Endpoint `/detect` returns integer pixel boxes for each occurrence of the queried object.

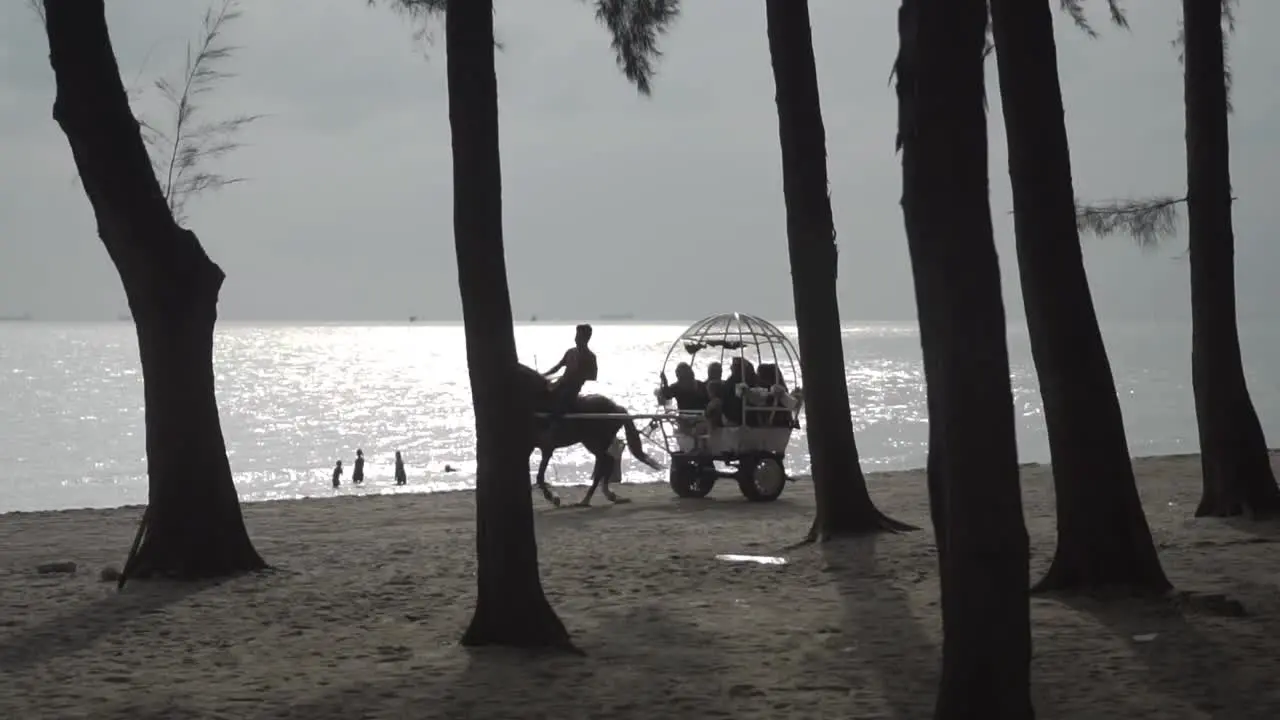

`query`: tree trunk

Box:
[1182,0,1280,519]
[44,0,264,582]
[989,0,1170,593]
[764,0,913,541]
[896,0,1034,716]
[446,0,575,652]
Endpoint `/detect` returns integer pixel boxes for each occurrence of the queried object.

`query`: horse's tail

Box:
[623,418,663,471]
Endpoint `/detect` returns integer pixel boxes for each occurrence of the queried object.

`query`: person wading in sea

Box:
[352,449,365,485]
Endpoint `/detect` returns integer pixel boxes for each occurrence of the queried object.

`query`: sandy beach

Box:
[2,453,1279,719]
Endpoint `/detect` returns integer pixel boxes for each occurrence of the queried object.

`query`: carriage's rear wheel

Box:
[738,456,787,502]
[670,459,714,499]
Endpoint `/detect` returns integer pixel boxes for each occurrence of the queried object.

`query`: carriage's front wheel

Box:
[670,459,714,499]
[738,456,787,502]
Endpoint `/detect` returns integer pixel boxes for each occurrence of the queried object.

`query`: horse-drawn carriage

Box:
[645,312,805,502]
[526,312,803,507]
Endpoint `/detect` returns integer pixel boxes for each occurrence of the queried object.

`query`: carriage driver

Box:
[542,323,598,419]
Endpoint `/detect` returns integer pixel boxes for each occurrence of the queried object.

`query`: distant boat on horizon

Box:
[409,315,419,323]
[0,312,33,322]
[598,312,635,321]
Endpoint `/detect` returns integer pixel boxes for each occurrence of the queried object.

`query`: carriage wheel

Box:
[738,456,787,502]
[670,459,714,499]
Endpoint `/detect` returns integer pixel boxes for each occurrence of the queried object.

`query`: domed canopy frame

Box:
[659,312,802,392]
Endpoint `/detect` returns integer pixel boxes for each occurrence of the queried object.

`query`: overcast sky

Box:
[1,0,1278,322]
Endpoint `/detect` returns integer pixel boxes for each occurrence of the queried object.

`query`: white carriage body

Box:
[670,423,793,456]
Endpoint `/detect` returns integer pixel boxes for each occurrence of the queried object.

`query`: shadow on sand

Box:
[243,602,738,720]
[1049,588,1280,719]
[0,577,221,673]
[818,534,939,719]
[1216,516,1280,542]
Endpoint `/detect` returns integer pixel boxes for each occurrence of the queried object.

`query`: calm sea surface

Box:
[1,320,1278,514]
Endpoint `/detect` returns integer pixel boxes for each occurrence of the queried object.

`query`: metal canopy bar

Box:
[534,412,686,421]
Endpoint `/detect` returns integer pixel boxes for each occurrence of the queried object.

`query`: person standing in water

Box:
[394,451,407,486]
[542,323,598,418]
[331,460,343,488]
[352,449,365,485]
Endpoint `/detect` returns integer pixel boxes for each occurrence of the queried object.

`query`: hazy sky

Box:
[1,0,1278,322]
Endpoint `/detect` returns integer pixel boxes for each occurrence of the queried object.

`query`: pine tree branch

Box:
[985,0,1128,61]
[142,0,261,224]
[1075,196,1185,249]
[372,0,679,95]
[590,0,681,96]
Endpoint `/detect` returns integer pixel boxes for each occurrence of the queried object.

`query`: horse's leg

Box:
[577,452,608,507]
[599,448,626,504]
[535,447,561,507]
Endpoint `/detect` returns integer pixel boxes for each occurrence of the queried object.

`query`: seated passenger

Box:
[737,365,802,423]
[658,362,708,411]
[741,363,778,427]
[751,364,795,428]
[703,380,725,427]
[719,357,757,426]
[705,361,723,384]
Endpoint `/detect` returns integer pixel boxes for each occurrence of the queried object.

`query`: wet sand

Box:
[2,453,1280,719]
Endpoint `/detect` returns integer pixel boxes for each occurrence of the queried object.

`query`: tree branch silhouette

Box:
[1075,196,1185,249]
[30,0,259,225]
[372,0,680,95]
[143,0,262,225]
[1076,0,1238,250]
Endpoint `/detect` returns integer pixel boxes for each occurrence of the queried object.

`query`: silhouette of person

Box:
[543,323,598,419]
[706,361,723,383]
[394,451,407,486]
[332,460,343,488]
[658,361,708,411]
[352,449,365,485]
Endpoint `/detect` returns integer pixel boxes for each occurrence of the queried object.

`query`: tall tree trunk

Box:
[1182,0,1280,519]
[447,0,575,652]
[44,0,264,582]
[764,0,913,541]
[896,0,1034,715]
[989,0,1170,592]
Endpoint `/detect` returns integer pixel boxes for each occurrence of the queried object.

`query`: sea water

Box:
[1,320,1277,514]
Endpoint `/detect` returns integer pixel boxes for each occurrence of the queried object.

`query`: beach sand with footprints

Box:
[1,453,1279,719]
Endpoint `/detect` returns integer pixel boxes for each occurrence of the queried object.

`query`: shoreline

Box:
[1,448,1266,520]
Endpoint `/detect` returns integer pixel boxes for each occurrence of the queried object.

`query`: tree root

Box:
[800,511,918,545]
[461,602,582,655]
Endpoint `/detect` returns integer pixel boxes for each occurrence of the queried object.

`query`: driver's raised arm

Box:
[542,349,572,377]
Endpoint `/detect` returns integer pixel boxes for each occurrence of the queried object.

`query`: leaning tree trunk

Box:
[764,0,913,541]
[447,0,574,652]
[896,0,1034,716]
[989,0,1170,593]
[44,0,264,582]
[1182,0,1280,519]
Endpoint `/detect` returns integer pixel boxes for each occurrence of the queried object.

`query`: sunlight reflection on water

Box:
[1,320,1275,512]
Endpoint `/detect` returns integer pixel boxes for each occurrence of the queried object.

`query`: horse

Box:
[514,364,663,507]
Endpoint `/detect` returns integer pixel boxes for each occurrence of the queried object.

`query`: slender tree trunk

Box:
[989,0,1170,592]
[447,0,575,652]
[764,0,913,541]
[896,0,1034,715]
[1182,0,1280,519]
[44,0,264,582]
